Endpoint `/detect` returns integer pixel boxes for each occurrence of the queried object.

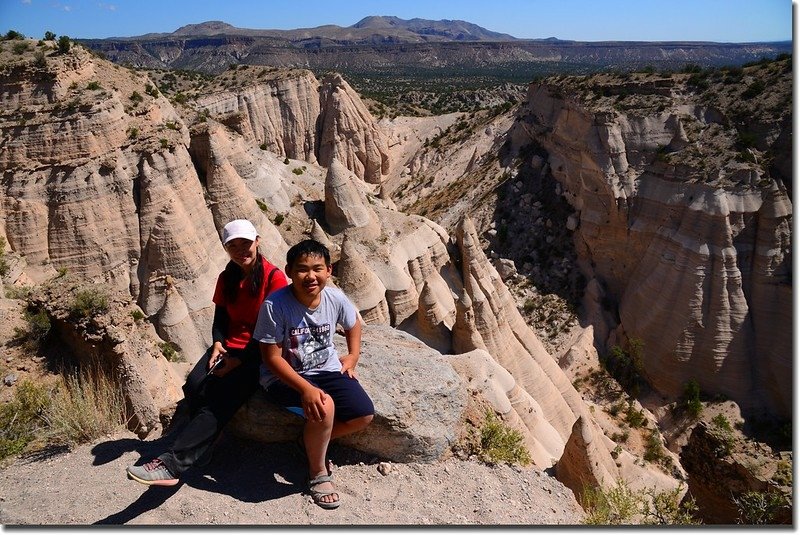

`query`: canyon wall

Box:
[511,79,792,418]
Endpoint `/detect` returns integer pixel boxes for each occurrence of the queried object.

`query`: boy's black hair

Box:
[286,239,331,269]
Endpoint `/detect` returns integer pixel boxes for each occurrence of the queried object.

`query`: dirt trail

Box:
[0,429,585,526]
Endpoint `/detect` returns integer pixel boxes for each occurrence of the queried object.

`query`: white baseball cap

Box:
[222,219,258,245]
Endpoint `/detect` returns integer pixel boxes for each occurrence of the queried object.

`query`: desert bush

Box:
[43,364,128,445]
[33,50,46,67]
[709,414,735,457]
[44,31,56,41]
[292,167,304,175]
[0,380,50,461]
[582,480,641,524]
[682,380,702,419]
[130,309,145,322]
[283,157,290,165]
[0,237,10,277]
[12,42,29,55]
[57,35,70,53]
[255,198,268,212]
[86,81,101,90]
[127,126,138,139]
[583,480,700,525]
[5,30,25,40]
[733,490,787,525]
[129,91,143,103]
[478,410,531,466]
[604,338,644,396]
[159,341,182,362]
[273,213,285,226]
[71,289,109,318]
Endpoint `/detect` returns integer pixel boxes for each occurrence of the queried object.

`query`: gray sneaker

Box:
[126,458,179,487]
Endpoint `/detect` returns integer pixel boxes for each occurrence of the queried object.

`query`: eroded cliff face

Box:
[192,68,390,184]
[510,72,792,419]
[0,44,227,359]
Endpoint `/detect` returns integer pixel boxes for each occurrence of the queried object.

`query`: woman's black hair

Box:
[286,239,330,269]
[222,249,264,303]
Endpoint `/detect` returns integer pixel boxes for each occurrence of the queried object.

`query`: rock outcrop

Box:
[28,279,184,437]
[193,69,390,184]
[511,76,792,419]
[231,325,467,463]
[317,73,390,184]
[0,44,227,361]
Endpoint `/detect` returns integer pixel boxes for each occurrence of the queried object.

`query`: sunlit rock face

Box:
[0,46,229,360]
[193,70,390,184]
[513,82,792,419]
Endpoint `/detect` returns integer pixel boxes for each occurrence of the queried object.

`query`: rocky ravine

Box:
[0,39,791,524]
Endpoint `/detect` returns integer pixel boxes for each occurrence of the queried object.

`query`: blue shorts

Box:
[264,371,374,423]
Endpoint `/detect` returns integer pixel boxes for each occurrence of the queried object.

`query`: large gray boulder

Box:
[229,324,467,462]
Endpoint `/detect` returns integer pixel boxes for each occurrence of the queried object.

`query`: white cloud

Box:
[97,2,117,10]
[63,5,71,11]
[21,0,32,5]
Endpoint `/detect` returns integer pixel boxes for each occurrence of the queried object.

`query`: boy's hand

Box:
[301,385,330,421]
[339,354,359,378]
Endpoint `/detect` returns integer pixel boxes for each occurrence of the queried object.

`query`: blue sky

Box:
[0,0,792,42]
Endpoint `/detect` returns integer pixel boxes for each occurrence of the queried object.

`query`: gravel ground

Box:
[0,430,585,526]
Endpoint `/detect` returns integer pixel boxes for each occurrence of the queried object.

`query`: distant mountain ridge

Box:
[81,16,792,77]
[106,16,518,43]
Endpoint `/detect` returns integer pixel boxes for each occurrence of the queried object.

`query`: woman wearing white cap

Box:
[127,219,288,486]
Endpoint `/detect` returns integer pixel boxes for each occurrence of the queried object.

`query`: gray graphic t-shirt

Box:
[254,285,358,388]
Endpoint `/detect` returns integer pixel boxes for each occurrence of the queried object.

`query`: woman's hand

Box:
[209,341,227,370]
[300,384,330,422]
[339,354,359,378]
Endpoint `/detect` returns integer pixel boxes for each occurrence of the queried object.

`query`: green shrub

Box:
[0,237,10,277]
[5,30,25,40]
[71,289,109,318]
[127,127,139,139]
[86,81,101,90]
[708,416,735,457]
[33,50,46,67]
[582,480,641,525]
[0,380,50,461]
[159,341,182,362]
[273,213,285,226]
[292,167,304,175]
[624,402,646,428]
[160,138,169,149]
[57,35,70,53]
[255,199,268,212]
[13,306,51,351]
[44,31,56,41]
[144,83,159,97]
[733,491,787,525]
[682,380,702,419]
[583,480,700,525]
[259,143,267,150]
[12,42,29,55]
[130,309,145,322]
[129,91,143,103]
[478,411,531,465]
[283,157,290,165]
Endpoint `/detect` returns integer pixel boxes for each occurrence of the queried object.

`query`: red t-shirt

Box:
[212,256,288,349]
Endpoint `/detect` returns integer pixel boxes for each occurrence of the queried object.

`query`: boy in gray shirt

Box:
[254,239,374,509]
